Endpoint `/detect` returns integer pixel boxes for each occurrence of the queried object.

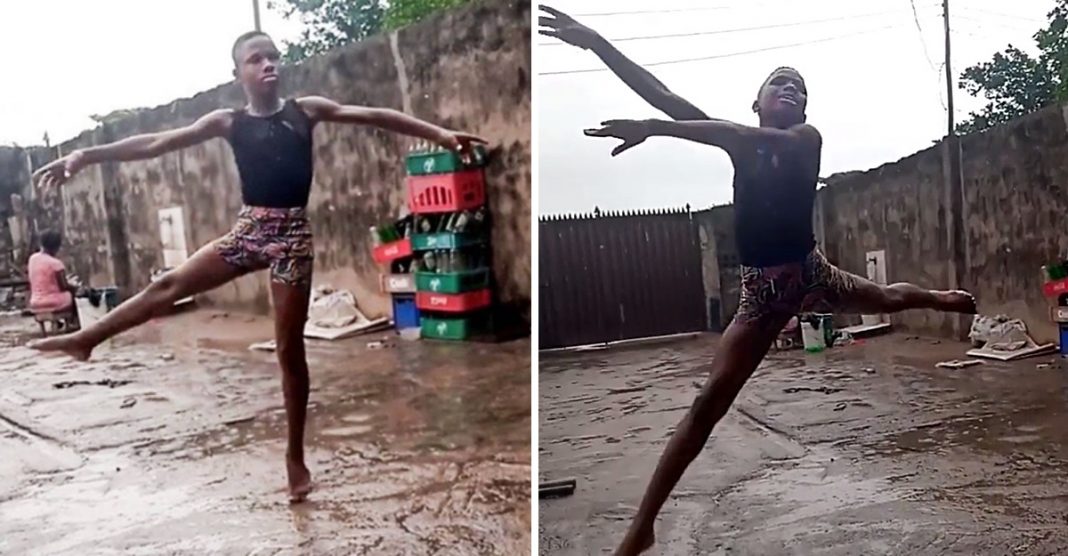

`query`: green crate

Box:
[421,315,482,341]
[415,268,490,294]
[411,231,486,251]
[406,146,487,176]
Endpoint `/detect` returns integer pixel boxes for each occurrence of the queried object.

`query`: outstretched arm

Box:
[297,96,486,154]
[34,109,232,188]
[539,5,708,121]
[584,118,822,158]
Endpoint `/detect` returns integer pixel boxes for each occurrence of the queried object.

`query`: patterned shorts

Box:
[215,206,314,286]
[735,249,860,324]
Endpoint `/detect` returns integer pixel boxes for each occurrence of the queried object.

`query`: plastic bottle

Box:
[370,226,382,247]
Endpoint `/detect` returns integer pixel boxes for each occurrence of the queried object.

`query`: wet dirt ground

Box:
[0,309,530,555]
[539,333,1068,555]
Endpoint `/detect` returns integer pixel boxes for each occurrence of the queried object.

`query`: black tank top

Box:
[227,99,314,208]
[732,146,817,267]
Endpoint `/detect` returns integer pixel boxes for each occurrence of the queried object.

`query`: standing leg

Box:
[28,242,249,360]
[615,312,791,556]
[271,279,313,502]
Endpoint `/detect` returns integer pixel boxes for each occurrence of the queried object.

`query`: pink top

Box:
[28,252,72,313]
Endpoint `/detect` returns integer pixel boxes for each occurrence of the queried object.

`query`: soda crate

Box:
[411,231,486,251]
[407,169,485,214]
[416,288,491,313]
[406,146,487,176]
[415,269,490,294]
[420,313,487,341]
[1044,277,1068,298]
[380,273,416,294]
[372,238,413,264]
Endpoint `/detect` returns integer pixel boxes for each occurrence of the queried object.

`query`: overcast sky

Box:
[0,0,303,146]
[537,0,1055,214]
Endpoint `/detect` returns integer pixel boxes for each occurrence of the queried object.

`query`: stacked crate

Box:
[373,220,418,331]
[406,146,493,341]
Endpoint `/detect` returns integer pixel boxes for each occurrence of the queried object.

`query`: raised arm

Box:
[539,5,708,121]
[297,96,486,154]
[584,118,822,159]
[34,109,232,189]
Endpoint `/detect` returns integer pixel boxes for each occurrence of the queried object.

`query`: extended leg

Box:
[28,242,247,360]
[271,279,313,503]
[838,275,976,315]
[615,313,791,556]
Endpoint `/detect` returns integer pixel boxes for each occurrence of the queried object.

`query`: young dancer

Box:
[30,31,486,502]
[541,6,977,555]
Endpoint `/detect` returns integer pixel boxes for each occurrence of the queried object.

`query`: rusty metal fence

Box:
[539,207,707,349]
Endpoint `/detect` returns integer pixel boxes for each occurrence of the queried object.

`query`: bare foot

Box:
[938,290,977,314]
[26,333,93,361]
[614,527,654,556]
[287,459,313,503]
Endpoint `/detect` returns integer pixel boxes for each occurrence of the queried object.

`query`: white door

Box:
[158,207,188,269]
[862,249,887,325]
[158,207,193,305]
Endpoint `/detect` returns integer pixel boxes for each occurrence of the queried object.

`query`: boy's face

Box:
[234,35,281,96]
[754,68,807,126]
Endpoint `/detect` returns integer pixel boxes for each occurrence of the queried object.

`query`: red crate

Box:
[1043,277,1068,298]
[407,169,485,214]
[416,288,491,313]
[372,238,412,264]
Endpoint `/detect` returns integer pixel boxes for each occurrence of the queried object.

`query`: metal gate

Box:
[539,207,707,349]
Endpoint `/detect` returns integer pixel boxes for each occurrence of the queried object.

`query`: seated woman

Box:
[28,230,77,316]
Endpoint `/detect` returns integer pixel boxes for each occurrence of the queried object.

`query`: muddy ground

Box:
[539,333,1068,555]
[0,309,530,555]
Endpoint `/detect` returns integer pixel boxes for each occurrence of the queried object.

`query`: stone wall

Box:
[32,0,530,319]
[698,103,1068,342]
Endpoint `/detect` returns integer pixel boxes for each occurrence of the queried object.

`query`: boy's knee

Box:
[880,286,906,312]
[275,331,305,362]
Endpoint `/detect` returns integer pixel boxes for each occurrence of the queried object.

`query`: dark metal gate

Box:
[539,207,707,349]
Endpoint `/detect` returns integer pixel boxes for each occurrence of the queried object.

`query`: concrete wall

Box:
[694,205,738,331]
[34,0,530,319]
[698,102,1068,342]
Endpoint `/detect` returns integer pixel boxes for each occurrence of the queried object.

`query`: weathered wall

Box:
[699,103,1068,342]
[694,205,738,331]
[957,105,1068,341]
[818,145,960,338]
[41,0,530,318]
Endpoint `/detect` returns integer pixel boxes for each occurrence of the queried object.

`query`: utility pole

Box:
[942,0,954,137]
[942,0,968,339]
[253,0,262,31]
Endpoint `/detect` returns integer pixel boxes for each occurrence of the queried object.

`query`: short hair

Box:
[40,229,62,254]
[232,31,270,65]
[758,66,805,96]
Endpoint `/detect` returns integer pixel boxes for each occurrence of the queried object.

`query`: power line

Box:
[958,6,1046,25]
[539,6,937,47]
[539,23,905,76]
[569,7,732,17]
[908,0,945,112]
[954,13,1037,33]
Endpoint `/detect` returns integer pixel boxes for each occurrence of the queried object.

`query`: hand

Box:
[437,130,488,163]
[539,5,602,50]
[33,150,87,189]
[584,120,651,156]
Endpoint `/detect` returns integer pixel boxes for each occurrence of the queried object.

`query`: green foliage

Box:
[268,0,475,65]
[957,0,1068,134]
[267,0,386,64]
[383,0,473,31]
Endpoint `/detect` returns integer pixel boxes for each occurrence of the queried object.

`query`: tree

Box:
[268,0,474,65]
[956,0,1068,134]
[382,0,473,30]
[267,0,386,65]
